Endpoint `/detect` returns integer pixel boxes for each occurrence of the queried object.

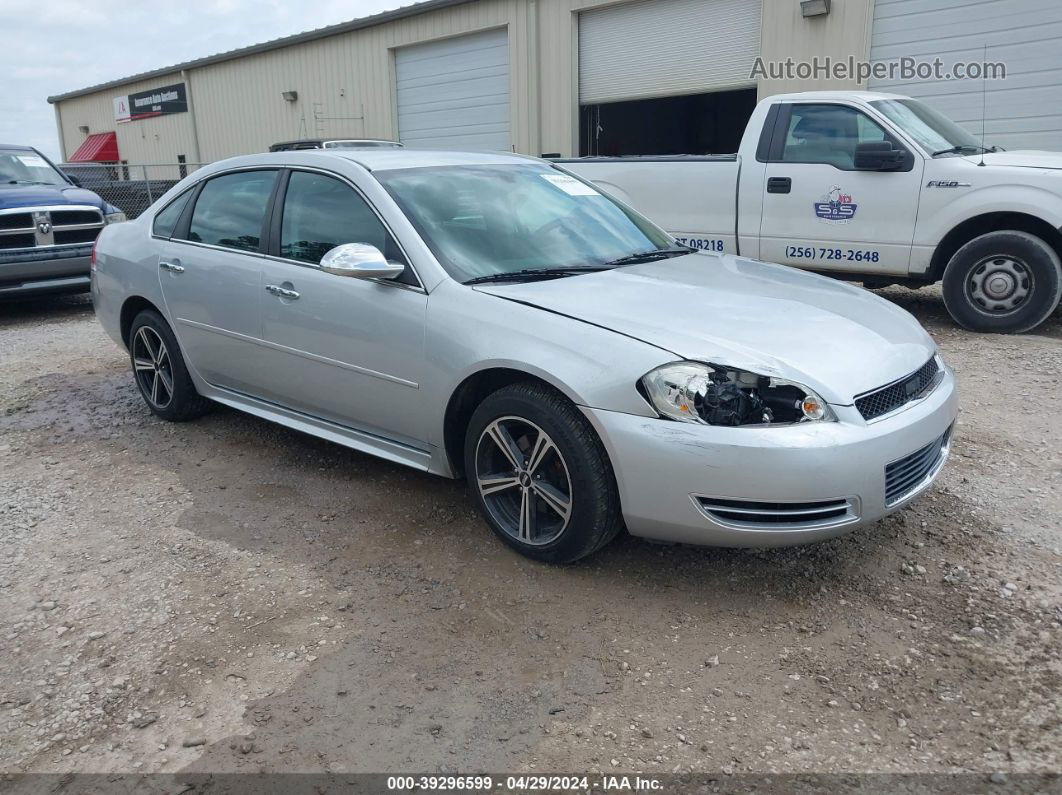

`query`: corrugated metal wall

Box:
[869,0,1062,150]
[54,0,874,163]
[56,71,199,164]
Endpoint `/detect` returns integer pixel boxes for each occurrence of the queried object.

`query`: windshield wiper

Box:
[931,144,991,157]
[463,265,614,285]
[598,245,693,268]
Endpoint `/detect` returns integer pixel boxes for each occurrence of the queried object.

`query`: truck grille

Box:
[884,427,952,506]
[0,212,33,231]
[695,496,857,529]
[0,206,104,252]
[855,357,940,421]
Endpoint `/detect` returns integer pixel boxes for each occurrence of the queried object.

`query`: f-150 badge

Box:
[814,186,857,223]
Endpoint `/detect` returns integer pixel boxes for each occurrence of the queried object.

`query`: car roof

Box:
[0,143,35,151]
[328,149,536,170]
[203,149,539,175]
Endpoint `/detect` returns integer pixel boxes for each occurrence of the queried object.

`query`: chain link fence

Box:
[59,162,208,219]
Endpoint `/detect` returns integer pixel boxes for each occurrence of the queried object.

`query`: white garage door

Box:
[579,0,761,105]
[395,28,510,151]
[869,0,1062,150]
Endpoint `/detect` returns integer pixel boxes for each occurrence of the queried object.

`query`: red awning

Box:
[68,132,119,163]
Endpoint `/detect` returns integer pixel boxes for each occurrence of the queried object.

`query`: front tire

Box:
[128,309,212,422]
[464,382,623,563]
[942,230,1062,333]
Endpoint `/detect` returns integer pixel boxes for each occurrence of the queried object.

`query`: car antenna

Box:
[978,43,988,167]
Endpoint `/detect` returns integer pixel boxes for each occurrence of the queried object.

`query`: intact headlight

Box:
[104,211,127,224]
[640,362,835,427]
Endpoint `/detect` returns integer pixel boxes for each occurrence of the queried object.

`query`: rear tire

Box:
[128,309,212,422]
[941,230,1061,333]
[464,382,623,563]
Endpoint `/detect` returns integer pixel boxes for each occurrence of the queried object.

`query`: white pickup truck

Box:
[561,90,1062,334]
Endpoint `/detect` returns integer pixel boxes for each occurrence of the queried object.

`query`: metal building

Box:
[46,0,1062,168]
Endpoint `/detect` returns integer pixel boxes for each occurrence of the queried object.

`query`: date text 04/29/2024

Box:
[385,775,664,791]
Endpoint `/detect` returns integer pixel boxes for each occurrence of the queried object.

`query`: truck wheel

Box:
[464,382,623,563]
[942,230,1062,333]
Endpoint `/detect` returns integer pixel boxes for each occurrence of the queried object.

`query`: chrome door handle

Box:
[159,260,185,273]
[265,284,300,300]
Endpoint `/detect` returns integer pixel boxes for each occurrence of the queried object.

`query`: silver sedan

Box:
[92,150,958,562]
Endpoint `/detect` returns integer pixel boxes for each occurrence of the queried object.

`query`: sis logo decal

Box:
[814,186,858,222]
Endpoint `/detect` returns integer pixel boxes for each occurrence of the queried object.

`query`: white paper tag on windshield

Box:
[540,173,599,196]
[17,155,48,168]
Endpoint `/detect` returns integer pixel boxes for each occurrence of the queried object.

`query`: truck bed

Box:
[557,156,740,254]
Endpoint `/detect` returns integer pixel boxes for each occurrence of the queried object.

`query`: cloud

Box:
[1,0,402,159]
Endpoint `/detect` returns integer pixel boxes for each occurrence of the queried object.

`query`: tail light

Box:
[90,238,99,272]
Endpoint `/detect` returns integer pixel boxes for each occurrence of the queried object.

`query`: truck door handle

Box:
[767,177,792,194]
[265,284,300,300]
[159,260,185,273]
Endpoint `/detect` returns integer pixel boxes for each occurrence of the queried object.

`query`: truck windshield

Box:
[0,149,68,186]
[376,163,675,283]
[869,99,984,156]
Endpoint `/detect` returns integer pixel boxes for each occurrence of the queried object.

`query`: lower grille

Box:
[884,427,952,506]
[695,496,856,529]
[54,228,101,245]
[0,233,36,250]
[856,357,941,421]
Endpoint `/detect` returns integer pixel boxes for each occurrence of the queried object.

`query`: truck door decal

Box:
[814,186,858,223]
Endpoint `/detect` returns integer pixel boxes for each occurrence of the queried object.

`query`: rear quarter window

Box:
[151,189,193,239]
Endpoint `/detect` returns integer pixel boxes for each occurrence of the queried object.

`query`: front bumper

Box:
[0,247,92,299]
[583,367,958,547]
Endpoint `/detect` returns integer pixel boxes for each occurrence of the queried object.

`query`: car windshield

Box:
[376,163,674,282]
[0,148,68,186]
[869,98,984,155]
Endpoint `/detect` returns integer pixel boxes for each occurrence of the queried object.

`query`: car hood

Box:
[474,254,937,404]
[0,183,106,211]
[961,150,1062,170]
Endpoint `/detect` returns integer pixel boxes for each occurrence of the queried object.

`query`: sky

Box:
[0,0,406,159]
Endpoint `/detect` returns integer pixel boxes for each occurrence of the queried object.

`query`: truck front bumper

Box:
[583,367,958,547]
[0,246,93,299]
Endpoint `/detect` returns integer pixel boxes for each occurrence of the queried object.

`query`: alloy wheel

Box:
[132,326,174,409]
[475,416,573,546]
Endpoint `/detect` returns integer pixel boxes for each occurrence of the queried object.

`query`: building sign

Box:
[113,96,130,123]
[113,83,187,123]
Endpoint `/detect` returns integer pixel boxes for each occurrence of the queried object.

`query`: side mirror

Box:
[854,141,906,171]
[320,243,405,280]
[65,173,82,187]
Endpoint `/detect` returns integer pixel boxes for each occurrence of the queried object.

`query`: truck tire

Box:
[942,230,1062,333]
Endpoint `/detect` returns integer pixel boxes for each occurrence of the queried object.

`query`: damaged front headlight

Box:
[640,362,835,427]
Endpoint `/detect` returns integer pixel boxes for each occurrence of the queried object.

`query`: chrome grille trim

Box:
[0,205,104,251]
[693,496,859,530]
[855,356,942,422]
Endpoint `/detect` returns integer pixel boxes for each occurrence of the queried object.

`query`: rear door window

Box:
[185,170,276,252]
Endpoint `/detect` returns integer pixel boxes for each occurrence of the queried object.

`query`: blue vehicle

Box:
[0,144,126,298]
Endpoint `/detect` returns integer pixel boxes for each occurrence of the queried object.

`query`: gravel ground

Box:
[0,288,1059,778]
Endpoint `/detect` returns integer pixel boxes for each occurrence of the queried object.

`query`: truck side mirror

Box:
[65,173,82,187]
[854,141,906,171]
